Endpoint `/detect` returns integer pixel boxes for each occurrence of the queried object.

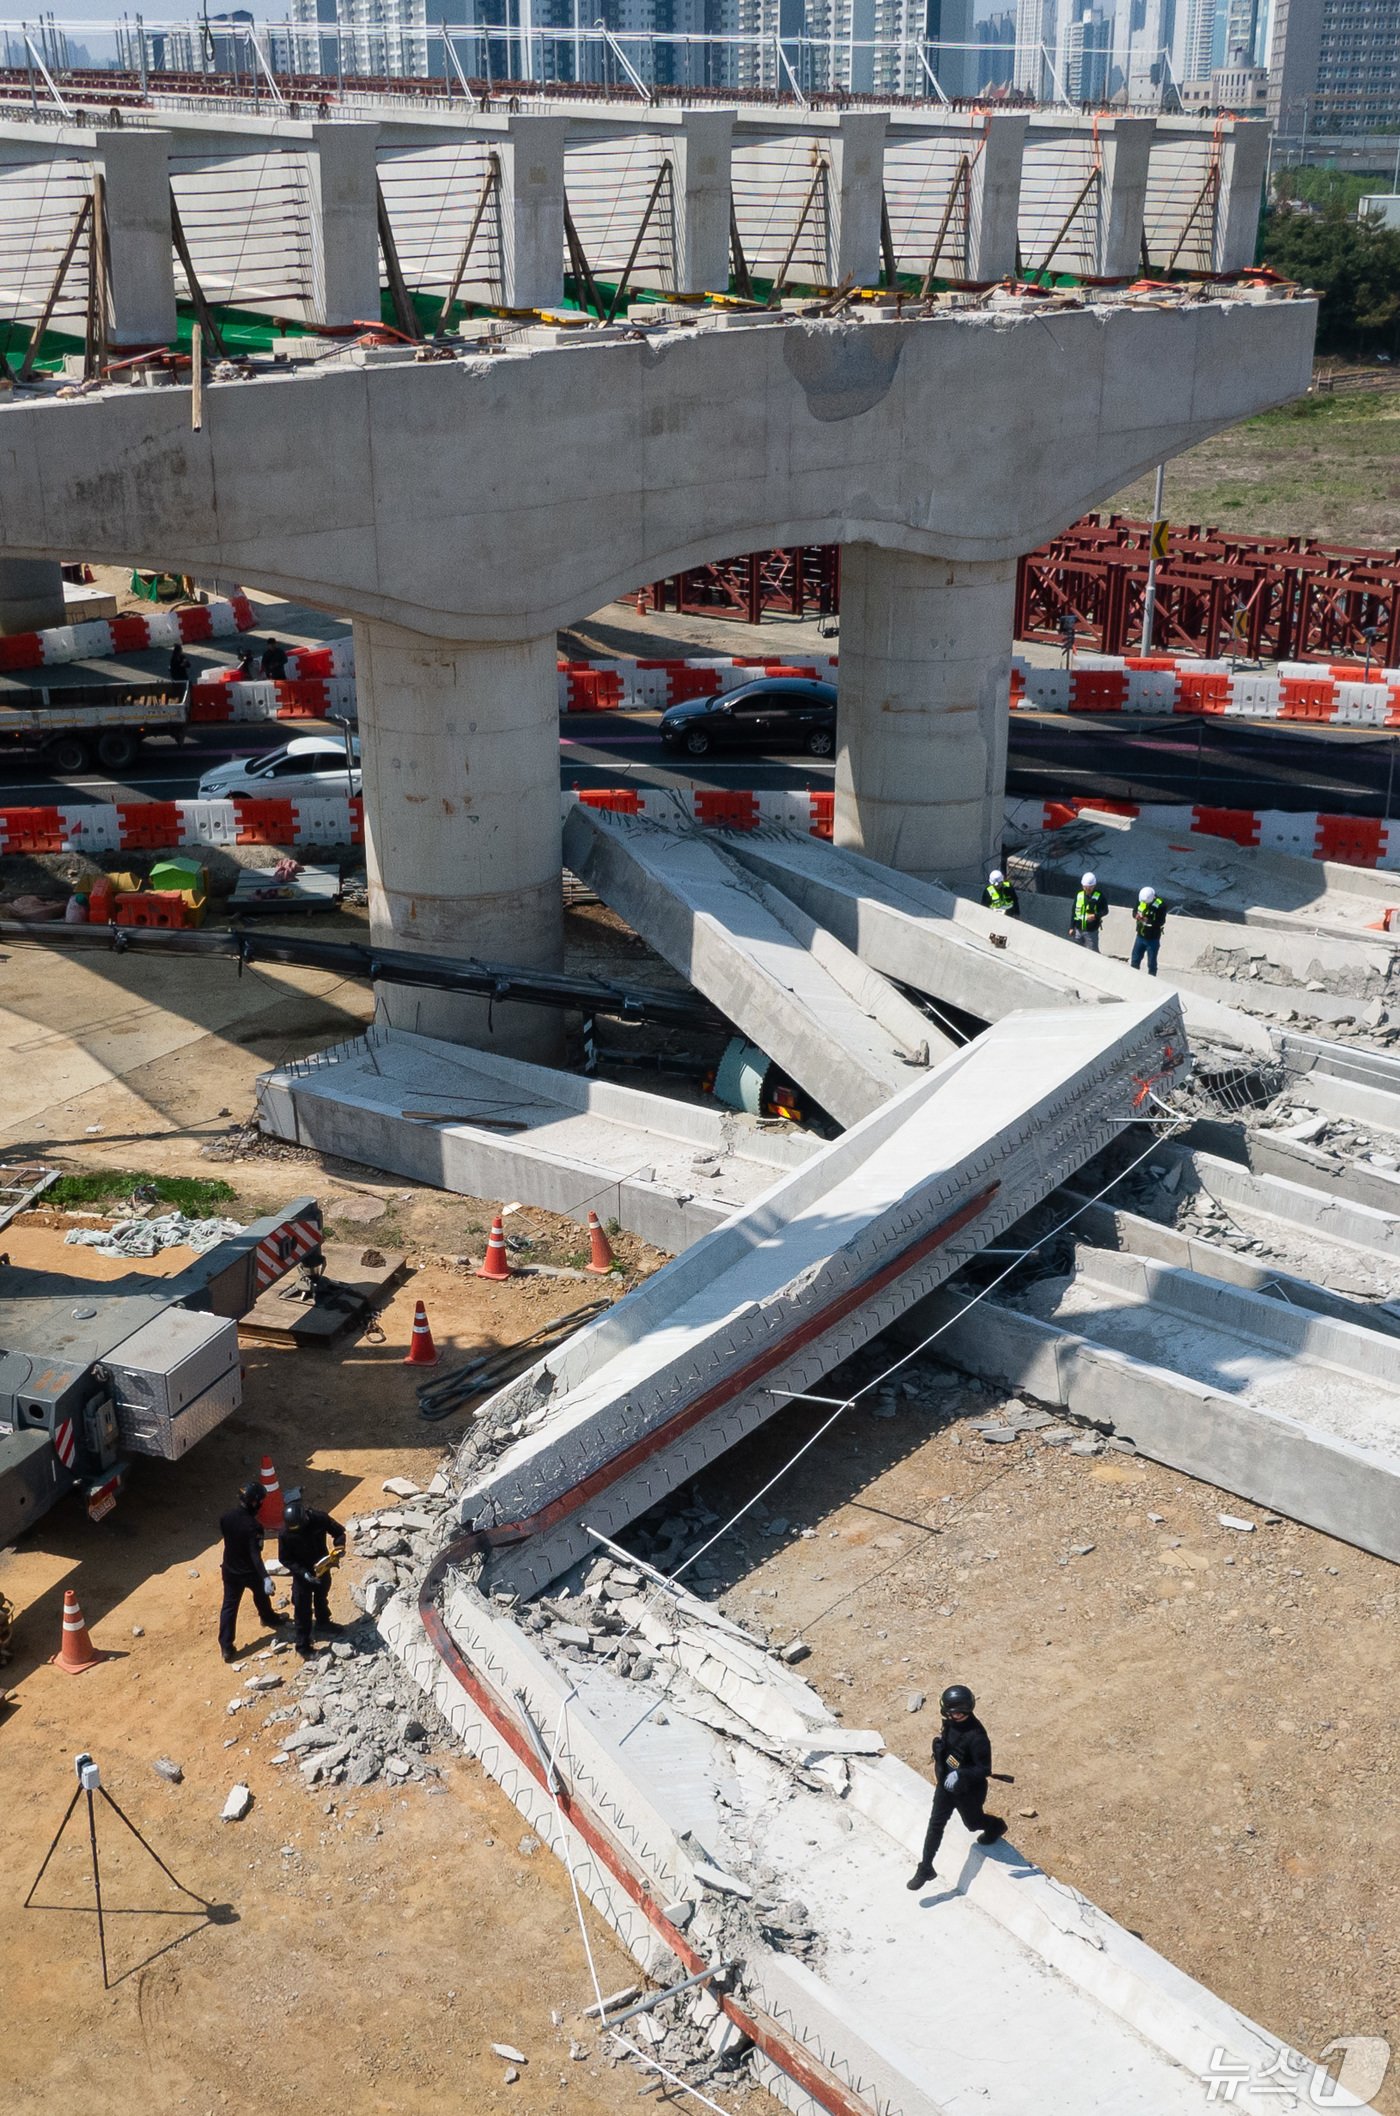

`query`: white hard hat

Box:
[989,868,1004,885]
[1138,884,1155,902]
[1081,871,1096,888]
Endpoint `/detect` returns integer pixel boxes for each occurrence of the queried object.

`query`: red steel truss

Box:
[641,525,1400,665]
[641,547,841,625]
[1017,516,1400,663]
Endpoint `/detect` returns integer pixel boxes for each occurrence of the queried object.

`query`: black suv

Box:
[658,677,837,758]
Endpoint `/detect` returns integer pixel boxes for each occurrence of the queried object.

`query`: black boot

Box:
[906,1866,933,1891]
[977,1817,1008,1846]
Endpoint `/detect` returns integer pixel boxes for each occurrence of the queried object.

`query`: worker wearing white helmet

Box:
[1131,884,1167,977]
[981,866,1019,919]
[1069,871,1107,953]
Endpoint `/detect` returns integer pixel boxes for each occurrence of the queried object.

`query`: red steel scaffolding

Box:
[640,525,1400,666]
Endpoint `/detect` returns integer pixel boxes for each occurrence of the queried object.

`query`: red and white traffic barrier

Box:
[558,653,838,713]
[1006,794,1399,869]
[188,675,358,723]
[4,784,1398,869]
[1011,652,1400,728]
[0,592,258,675]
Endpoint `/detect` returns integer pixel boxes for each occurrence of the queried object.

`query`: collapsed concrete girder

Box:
[720,829,1274,1054]
[453,992,1185,1596]
[563,805,949,1125]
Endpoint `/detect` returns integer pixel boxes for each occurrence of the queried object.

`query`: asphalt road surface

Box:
[0,709,1394,817]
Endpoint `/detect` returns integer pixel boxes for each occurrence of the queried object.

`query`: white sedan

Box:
[198,736,361,803]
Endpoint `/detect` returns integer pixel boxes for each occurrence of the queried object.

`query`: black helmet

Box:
[940,1684,976,1716]
[239,1480,263,1511]
[283,1495,305,1531]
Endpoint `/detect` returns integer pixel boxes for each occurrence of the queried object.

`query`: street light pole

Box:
[1140,462,1166,654]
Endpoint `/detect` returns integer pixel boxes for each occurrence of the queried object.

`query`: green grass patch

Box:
[49,1170,237,1215]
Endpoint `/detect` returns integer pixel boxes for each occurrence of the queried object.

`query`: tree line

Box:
[1259,170,1400,354]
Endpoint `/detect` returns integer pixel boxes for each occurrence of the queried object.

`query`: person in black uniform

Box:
[260,638,290,682]
[278,1493,347,1657]
[907,1682,1007,1890]
[218,1480,280,1663]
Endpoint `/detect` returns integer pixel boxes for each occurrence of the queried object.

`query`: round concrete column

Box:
[0,558,66,635]
[355,616,564,1060]
[834,547,1015,889]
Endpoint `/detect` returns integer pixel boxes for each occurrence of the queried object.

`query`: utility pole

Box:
[1140,462,1167,654]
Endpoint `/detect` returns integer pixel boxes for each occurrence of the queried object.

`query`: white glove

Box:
[944,1769,959,1791]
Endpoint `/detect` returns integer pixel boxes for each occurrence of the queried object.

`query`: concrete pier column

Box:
[308,122,382,327]
[355,617,564,1057]
[672,112,733,296]
[966,114,1027,283]
[1214,120,1271,273]
[1097,118,1155,280]
[93,130,178,349]
[829,114,888,289]
[0,558,65,635]
[499,115,567,311]
[834,545,1015,888]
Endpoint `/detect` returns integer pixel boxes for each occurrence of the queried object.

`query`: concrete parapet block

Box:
[968,114,1027,283]
[94,128,177,348]
[499,115,567,311]
[308,121,381,328]
[672,112,733,296]
[1097,118,1155,281]
[1214,121,1272,276]
[828,113,888,288]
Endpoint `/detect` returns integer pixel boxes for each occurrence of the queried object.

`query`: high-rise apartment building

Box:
[1268,0,1400,132]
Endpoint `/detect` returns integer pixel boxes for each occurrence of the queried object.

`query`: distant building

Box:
[1268,0,1400,134]
[974,6,1017,89]
[1211,56,1267,104]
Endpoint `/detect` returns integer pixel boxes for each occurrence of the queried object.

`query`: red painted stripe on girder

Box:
[419,1576,875,2116]
[481,1181,999,1551]
[417,1177,1000,2111]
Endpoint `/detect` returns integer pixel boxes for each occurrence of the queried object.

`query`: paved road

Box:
[2,708,1396,816]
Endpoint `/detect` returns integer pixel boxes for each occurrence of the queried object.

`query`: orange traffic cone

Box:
[476,1217,512,1282]
[584,1210,615,1275]
[257,1454,284,1532]
[51,1589,104,1675]
[404,1298,440,1365]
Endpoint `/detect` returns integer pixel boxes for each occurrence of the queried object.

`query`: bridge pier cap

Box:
[0,298,1315,640]
[0,295,1314,1047]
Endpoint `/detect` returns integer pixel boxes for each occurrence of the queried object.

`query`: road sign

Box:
[1150,518,1170,563]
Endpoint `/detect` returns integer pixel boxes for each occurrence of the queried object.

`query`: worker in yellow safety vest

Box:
[1069,871,1107,952]
[982,868,1020,918]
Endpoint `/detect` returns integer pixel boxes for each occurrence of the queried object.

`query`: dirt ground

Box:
[675,1354,1400,2110]
[3,807,1397,2110]
[0,1225,704,2116]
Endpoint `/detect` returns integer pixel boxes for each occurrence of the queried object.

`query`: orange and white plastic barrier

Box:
[1005,794,1398,869]
[0,591,258,675]
[1010,652,1400,728]
[5,785,1399,868]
